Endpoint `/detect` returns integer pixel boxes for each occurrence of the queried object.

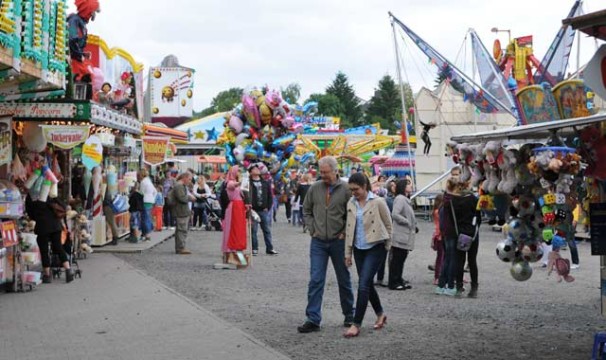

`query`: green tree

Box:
[326,72,362,126]
[210,87,243,112]
[305,93,345,118]
[366,75,414,133]
[281,83,301,104]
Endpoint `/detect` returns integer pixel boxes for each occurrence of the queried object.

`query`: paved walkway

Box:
[93,229,174,254]
[0,253,290,360]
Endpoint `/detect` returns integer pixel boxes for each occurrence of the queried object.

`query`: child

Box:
[291,195,301,227]
[153,185,164,231]
[431,193,444,285]
[128,183,144,243]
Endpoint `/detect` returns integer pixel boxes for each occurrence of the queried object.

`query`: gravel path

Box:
[118,215,604,360]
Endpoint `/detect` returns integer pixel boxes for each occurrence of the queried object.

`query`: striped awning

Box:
[143,123,188,144]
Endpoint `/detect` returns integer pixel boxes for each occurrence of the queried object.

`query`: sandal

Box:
[374,314,387,330]
[343,325,360,338]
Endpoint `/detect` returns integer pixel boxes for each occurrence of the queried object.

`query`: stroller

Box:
[201,197,223,231]
[51,231,82,280]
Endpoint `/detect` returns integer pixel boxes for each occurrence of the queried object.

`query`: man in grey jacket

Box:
[297,156,354,333]
[172,172,195,255]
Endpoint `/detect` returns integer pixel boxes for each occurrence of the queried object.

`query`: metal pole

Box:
[410,166,456,200]
[390,13,416,188]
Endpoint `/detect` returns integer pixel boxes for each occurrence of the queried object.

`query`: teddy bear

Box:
[457,143,473,182]
[470,143,485,188]
[497,148,517,194]
[79,228,93,254]
[445,141,460,164]
[482,141,501,194]
[555,173,573,194]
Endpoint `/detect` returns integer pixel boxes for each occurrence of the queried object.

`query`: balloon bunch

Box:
[217,87,317,180]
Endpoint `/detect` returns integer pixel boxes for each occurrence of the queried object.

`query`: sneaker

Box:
[169,227,175,231]
[442,288,457,296]
[266,249,279,255]
[297,321,320,333]
[343,318,354,327]
[455,288,465,296]
[570,264,580,270]
[177,249,192,255]
[252,250,259,256]
[434,286,444,295]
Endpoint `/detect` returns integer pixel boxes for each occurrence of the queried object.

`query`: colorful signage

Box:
[0,103,77,118]
[82,135,103,170]
[0,118,11,166]
[40,125,90,149]
[1,220,17,248]
[142,136,170,166]
[149,67,195,122]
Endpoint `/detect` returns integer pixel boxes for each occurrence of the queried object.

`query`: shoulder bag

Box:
[450,201,478,252]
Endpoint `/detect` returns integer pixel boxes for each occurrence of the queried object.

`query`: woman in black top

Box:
[25,194,74,283]
[294,173,312,231]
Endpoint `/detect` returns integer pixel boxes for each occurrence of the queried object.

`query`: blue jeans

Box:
[353,244,386,326]
[141,206,153,236]
[252,209,274,252]
[438,237,457,289]
[305,238,354,326]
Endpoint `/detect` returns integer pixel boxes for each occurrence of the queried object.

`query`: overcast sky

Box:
[72,0,604,110]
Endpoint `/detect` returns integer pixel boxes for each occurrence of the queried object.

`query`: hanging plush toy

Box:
[497,149,518,194]
[482,141,501,194]
[469,143,485,187]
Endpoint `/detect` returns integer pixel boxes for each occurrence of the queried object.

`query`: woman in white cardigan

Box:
[138,168,158,241]
[389,179,417,290]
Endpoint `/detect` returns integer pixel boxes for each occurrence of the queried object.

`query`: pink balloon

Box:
[242,95,261,128]
[91,67,105,93]
[229,115,244,133]
[264,90,282,109]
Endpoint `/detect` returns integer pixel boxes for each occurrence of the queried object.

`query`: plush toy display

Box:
[482,141,501,194]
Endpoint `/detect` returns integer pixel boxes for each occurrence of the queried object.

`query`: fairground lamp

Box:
[491,27,511,42]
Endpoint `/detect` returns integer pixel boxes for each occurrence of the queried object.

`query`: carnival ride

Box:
[389,0,605,282]
[390,0,593,127]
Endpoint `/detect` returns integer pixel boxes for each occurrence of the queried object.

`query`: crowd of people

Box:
[109,154,579,338]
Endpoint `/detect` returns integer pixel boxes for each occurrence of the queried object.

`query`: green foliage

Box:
[326,72,362,127]
[281,83,301,104]
[365,75,414,133]
[211,87,243,112]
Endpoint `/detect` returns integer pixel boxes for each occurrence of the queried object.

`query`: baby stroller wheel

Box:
[52,268,61,278]
[75,269,82,278]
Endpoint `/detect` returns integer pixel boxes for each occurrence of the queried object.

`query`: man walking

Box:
[249,163,278,255]
[298,156,354,333]
[171,172,195,255]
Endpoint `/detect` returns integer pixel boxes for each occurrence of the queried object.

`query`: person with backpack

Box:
[166,172,196,254]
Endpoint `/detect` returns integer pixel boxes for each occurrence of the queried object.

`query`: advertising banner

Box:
[142,136,170,166]
[40,125,90,149]
[82,135,103,170]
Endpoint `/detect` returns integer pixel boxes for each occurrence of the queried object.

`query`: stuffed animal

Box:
[470,143,485,187]
[458,143,473,182]
[482,141,501,194]
[546,250,574,283]
[79,229,93,254]
[496,149,518,194]
[555,173,573,194]
[445,141,460,164]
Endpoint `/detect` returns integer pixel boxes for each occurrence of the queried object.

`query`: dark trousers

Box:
[388,246,409,289]
[567,238,579,265]
[163,203,175,227]
[353,244,386,326]
[285,201,292,220]
[37,231,68,268]
[376,249,389,282]
[438,238,457,289]
[455,239,479,289]
[192,207,207,227]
